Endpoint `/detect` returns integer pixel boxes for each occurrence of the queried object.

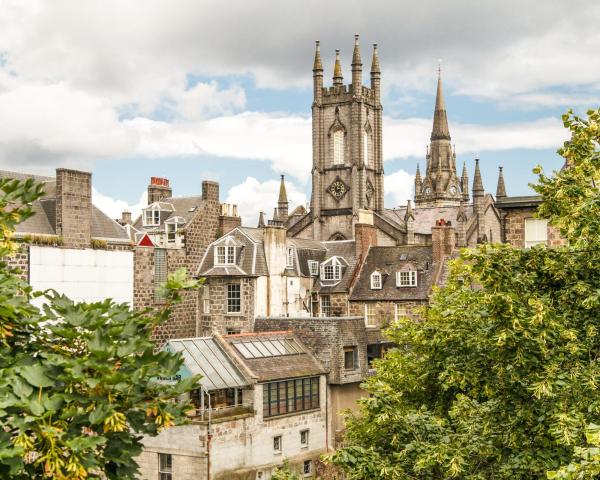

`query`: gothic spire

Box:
[370,43,380,74]
[333,49,343,86]
[272,207,280,222]
[496,166,507,199]
[473,157,484,195]
[431,68,451,141]
[415,163,422,185]
[257,211,266,228]
[461,161,469,200]
[313,40,323,72]
[278,175,288,204]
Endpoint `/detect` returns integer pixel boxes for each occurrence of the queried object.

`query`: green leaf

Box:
[19,364,54,388]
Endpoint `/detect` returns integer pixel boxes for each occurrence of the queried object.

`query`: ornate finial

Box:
[278,174,288,204]
[352,34,362,70]
[313,40,323,72]
[496,165,507,199]
[355,33,359,44]
[370,43,380,74]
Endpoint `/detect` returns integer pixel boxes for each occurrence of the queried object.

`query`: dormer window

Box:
[308,261,319,276]
[165,217,185,244]
[286,247,295,268]
[143,208,160,226]
[396,270,417,287]
[215,246,236,265]
[320,257,343,281]
[370,271,382,290]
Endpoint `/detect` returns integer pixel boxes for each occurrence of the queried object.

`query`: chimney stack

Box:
[431,218,456,263]
[147,177,172,205]
[121,210,132,225]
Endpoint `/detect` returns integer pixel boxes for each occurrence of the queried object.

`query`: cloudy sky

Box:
[1,0,598,225]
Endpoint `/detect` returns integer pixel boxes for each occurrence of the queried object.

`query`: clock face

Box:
[449,186,457,195]
[328,179,349,201]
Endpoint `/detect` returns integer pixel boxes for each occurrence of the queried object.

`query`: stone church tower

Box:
[415,70,467,206]
[309,35,384,240]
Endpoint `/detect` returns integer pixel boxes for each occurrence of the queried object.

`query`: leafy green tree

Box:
[328,108,600,479]
[547,424,600,479]
[271,459,301,480]
[0,178,201,479]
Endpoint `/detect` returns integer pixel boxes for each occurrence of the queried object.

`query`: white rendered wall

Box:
[29,246,133,305]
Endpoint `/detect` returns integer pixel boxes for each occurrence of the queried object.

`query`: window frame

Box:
[227,284,242,314]
[344,346,358,370]
[215,245,236,265]
[303,460,312,476]
[165,222,177,243]
[143,207,161,227]
[202,285,210,314]
[263,377,320,419]
[364,303,377,327]
[394,303,407,322]
[308,260,319,276]
[524,218,548,248]
[158,453,172,480]
[320,295,331,317]
[396,270,417,287]
[370,271,382,289]
[300,429,309,448]
[273,435,282,454]
[286,246,295,268]
[320,258,342,281]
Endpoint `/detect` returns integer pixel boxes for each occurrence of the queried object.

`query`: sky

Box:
[0,0,598,226]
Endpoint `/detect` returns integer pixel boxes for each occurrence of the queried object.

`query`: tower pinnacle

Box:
[473,157,484,195]
[313,40,323,72]
[333,49,343,86]
[496,166,507,199]
[370,43,380,74]
[431,68,450,141]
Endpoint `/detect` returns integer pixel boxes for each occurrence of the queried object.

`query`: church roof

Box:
[383,205,473,235]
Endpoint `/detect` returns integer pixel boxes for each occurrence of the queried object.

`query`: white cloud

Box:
[385,170,414,208]
[92,188,146,221]
[225,176,308,226]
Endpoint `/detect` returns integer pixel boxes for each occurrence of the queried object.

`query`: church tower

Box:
[310,35,384,241]
[415,69,464,206]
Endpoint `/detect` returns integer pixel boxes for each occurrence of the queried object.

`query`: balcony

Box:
[194,403,254,422]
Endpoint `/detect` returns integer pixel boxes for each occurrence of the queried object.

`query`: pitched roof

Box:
[223,332,326,382]
[318,240,357,294]
[0,170,129,241]
[132,195,204,231]
[349,245,436,301]
[383,205,473,235]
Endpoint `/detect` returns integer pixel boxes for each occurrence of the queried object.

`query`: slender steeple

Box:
[313,40,323,71]
[277,174,289,221]
[257,211,266,228]
[313,41,324,103]
[333,49,343,86]
[352,34,362,92]
[473,157,484,195]
[370,43,381,104]
[431,67,450,141]
[461,161,469,201]
[370,43,380,74]
[496,166,507,199]
[272,207,280,222]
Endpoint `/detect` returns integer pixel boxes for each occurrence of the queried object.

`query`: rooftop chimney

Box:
[431,218,456,263]
[147,177,172,204]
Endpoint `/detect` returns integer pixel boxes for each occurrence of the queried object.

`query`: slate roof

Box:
[349,245,436,301]
[383,205,474,235]
[318,240,357,294]
[132,196,204,231]
[0,170,129,242]
[165,337,249,391]
[495,195,542,209]
[223,332,326,382]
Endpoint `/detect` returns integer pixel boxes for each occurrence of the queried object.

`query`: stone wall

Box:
[55,168,91,249]
[347,299,425,329]
[4,244,29,282]
[503,207,567,248]
[198,277,256,336]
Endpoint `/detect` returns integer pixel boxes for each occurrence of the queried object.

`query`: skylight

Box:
[232,338,303,359]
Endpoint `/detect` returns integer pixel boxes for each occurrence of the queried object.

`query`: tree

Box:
[0,178,201,479]
[328,108,600,479]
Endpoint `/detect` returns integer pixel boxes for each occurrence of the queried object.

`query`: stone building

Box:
[138,332,327,480]
[0,168,134,304]
[130,177,241,344]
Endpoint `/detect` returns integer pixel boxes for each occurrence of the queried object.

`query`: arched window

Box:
[364,131,370,167]
[333,130,344,165]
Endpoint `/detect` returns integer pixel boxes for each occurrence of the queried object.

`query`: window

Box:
[166,223,177,243]
[367,343,383,368]
[215,245,236,265]
[525,218,548,248]
[227,284,241,313]
[395,303,407,322]
[300,429,309,448]
[202,285,210,314]
[370,271,382,289]
[320,295,331,316]
[144,208,160,226]
[303,460,312,476]
[154,249,167,301]
[344,346,358,370]
[263,377,320,418]
[332,129,344,165]
[308,260,319,276]
[365,303,377,327]
[396,270,417,287]
[320,258,342,281]
[364,131,370,167]
[226,328,241,335]
[158,453,172,480]
[273,435,282,454]
[286,247,295,268]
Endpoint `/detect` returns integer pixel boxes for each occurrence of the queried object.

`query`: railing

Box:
[195,403,254,421]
